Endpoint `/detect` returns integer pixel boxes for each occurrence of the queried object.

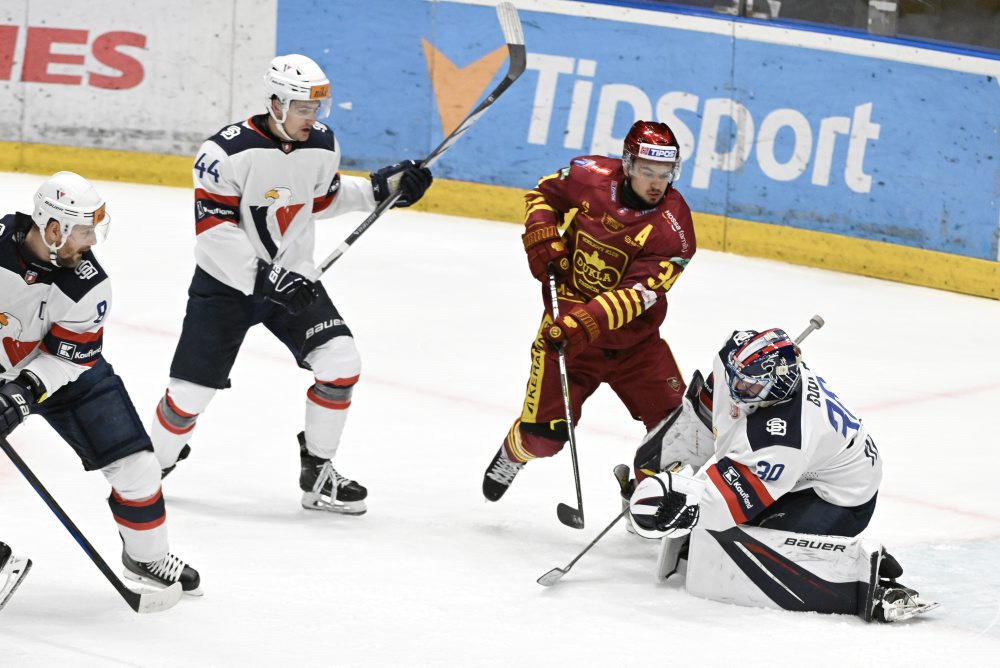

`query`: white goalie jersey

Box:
[191,115,377,294]
[692,342,883,532]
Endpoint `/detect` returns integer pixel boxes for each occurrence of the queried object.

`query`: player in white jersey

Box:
[626,328,936,622]
[150,54,433,515]
[0,172,201,597]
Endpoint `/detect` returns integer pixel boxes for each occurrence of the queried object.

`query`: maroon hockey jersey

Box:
[524,155,696,349]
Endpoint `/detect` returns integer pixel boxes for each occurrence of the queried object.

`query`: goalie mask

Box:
[265,54,332,129]
[32,171,109,266]
[622,120,682,184]
[724,328,802,405]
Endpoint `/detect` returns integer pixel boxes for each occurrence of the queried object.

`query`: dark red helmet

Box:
[623,120,682,183]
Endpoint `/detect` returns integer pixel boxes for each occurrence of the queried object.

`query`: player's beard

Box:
[55,248,86,268]
[641,189,664,207]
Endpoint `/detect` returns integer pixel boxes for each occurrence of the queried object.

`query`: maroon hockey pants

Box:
[505,328,685,462]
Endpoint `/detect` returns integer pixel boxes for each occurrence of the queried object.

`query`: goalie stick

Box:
[537,467,631,586]
[0,436,182,613]
[794,314,825,345]
[538,511,626,587]
[317,1,526,276]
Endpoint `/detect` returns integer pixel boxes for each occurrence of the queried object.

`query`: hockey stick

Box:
[0,436,183,613]
[317,1,526,276]
[794,314,825,345]
[537,510,626,586]
[548,266,585,529]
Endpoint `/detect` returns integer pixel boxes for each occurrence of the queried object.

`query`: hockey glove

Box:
[522,224,569,282]
[254,259,321,315]
[370,160,433,208]
[0,371,45,438]
[542,311,592,357]
[628,470,704,540]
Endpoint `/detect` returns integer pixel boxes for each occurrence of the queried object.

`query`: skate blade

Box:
[886,599,940,622]
[301,492,367,515]
[0,557,32,611]
[122,569,203,597]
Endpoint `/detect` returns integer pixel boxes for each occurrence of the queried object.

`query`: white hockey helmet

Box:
[264,54,332,124]
[32,171,109,263]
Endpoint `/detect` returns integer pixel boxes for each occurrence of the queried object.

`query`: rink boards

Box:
[0,0,996,297]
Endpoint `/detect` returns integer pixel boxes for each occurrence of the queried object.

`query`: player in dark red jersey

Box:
[483,120,697,503]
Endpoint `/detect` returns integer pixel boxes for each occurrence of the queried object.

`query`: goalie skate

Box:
[873,585,939,623]
[0,543,31,611]
[298,432,367,515]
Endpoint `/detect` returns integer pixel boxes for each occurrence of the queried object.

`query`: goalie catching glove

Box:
[370,160,433,208]
[629,467,705,539]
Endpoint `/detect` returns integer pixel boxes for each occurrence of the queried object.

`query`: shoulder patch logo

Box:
[765,417,787,436]
[75,260,98,280]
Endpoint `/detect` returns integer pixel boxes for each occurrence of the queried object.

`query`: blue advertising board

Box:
[278,0,1000,262]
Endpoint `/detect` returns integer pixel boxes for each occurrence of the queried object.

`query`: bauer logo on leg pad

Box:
[784,538,847,552]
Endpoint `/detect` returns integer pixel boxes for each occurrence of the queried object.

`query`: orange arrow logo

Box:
[421,39,508,136]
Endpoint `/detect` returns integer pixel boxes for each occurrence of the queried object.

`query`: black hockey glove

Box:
[254,259,321,315]
[0,370,45,438]
[370,160,433,208]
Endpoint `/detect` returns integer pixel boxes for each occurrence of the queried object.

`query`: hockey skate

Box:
[298,432,367,515]
[0,543,32,612]
[122,550,202,596]
[160,444,191,479]
[871,584,939,622]
[482,446,525,502]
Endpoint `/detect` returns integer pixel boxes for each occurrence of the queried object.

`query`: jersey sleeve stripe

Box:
[313,190,338,213]
[195,216,235,235]
[707,459,776,524]
[707,465,749,523]
[194,188,240,207]
[49,324,102,343]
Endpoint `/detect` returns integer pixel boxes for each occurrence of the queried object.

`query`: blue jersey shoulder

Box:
[52,250,109,303]
[206,117,336,157]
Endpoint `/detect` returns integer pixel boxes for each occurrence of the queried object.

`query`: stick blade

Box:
[557,503,584,529]
[131,582,184,614]
[537,567,567,587]
[496,1,524,46]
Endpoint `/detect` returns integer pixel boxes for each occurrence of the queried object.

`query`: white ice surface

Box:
[0,173,998,667]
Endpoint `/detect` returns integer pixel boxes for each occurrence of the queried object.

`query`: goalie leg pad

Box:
[686,524,883,618]
[635,373,714,480]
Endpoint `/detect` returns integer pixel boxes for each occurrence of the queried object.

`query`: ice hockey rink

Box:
[1,171,998,666]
